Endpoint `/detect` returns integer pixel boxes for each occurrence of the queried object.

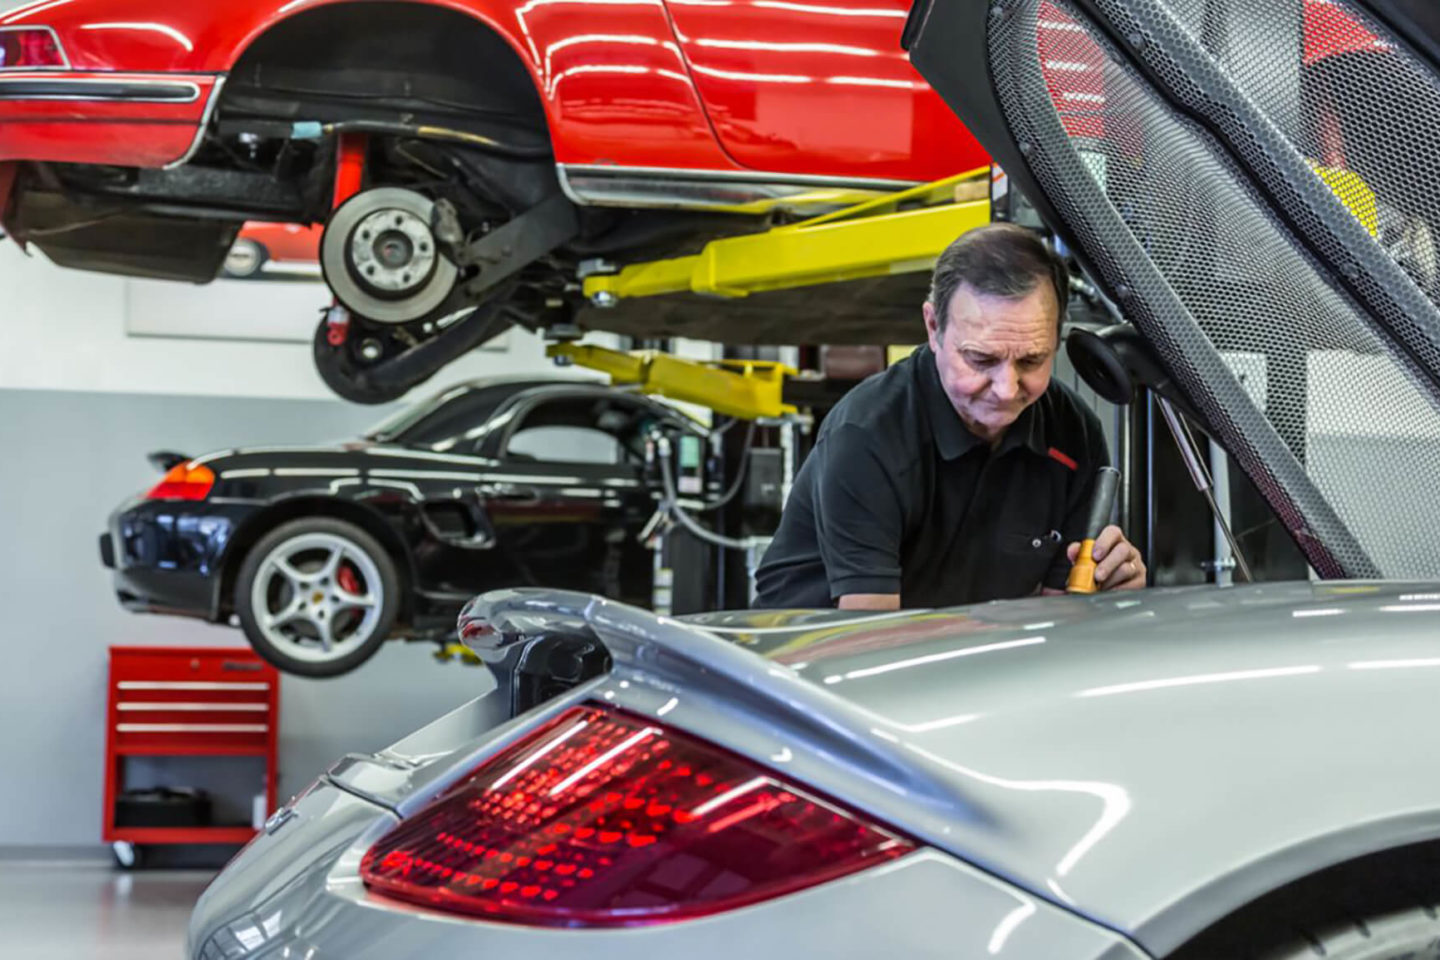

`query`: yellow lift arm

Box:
[560,169,991,419]
[582,167,992,303]
[548,343,798,421]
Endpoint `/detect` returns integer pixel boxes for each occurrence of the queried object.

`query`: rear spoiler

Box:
[147,450,189,472]
[456,589,966,814]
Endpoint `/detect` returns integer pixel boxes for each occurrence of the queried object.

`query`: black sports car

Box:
[100,379,704,677]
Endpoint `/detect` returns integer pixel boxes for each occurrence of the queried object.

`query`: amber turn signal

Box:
[146,462,216,501]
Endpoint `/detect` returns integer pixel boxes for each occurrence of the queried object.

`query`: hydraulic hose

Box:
[655,434,754,552]
[288,120,553,160]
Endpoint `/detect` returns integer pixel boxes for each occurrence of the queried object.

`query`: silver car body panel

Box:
[194,581,1440,957]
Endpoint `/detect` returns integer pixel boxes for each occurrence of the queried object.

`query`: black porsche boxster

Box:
[100,378,704,676]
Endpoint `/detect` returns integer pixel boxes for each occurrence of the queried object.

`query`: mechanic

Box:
[753,223,1146,610]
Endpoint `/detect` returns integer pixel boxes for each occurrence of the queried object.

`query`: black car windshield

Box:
[364,381,552,448]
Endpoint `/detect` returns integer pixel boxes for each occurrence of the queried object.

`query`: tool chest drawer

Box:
[108,648,277,755]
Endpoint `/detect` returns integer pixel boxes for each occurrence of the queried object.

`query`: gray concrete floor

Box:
[0,863,211,959]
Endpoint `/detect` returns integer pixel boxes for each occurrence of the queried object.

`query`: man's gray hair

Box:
[927,223,1070,331]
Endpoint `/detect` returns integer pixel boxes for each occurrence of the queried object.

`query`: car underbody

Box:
[4,0,938,404]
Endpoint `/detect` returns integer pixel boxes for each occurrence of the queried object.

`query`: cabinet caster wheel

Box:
[111,841,144,870]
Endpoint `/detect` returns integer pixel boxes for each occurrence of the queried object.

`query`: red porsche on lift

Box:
[223,222,323,278]
[0,0,990,402]
[0,0,1393,403]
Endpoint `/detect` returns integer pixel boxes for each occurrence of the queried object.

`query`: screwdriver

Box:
[1066,465,1122,594]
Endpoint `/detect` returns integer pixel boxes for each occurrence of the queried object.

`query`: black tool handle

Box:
[1084,466,1121,539]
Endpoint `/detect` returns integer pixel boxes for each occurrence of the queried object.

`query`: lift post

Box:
[581,167,991,304]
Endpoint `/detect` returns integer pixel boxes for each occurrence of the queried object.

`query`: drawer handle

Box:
[117,681,269,691]
[116,723,268,733]
[117,702,268,712]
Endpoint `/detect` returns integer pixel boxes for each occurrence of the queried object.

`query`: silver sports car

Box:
[190,0,1440,957]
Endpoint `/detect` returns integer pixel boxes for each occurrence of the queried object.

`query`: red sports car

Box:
[224,221,323,278]
[0,0,990,401]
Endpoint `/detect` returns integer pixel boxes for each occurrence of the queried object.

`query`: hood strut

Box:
[1157,396,1255,582]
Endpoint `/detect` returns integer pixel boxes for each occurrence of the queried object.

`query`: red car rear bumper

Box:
[0,71,221,167]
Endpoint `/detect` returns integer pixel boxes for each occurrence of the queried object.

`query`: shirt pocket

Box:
[991,529,1065,598]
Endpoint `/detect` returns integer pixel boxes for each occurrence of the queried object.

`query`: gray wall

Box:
[0,388,493,853]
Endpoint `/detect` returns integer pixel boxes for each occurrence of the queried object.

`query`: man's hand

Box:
[838,593,902,611]
[1066,525,1147,591]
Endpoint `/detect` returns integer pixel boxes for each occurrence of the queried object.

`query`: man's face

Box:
[923,281,1059,444]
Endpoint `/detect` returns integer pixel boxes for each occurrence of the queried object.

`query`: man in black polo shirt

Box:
[754,223,1146,610]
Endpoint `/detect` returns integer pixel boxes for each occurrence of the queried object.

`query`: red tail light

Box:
[146,462,215,501]
[360,704,915,927]
[0,28,67,70]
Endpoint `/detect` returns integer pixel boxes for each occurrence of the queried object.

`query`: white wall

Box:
[0,241,604,853]
[0,242,566,399]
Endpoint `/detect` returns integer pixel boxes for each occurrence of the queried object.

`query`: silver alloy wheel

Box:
[249,531,384,664]
[224,238,264,278]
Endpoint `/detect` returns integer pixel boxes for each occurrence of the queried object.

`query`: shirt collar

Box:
[916,345,1050,460]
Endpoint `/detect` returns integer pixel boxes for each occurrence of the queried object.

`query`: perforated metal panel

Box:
[989,0,1440,578]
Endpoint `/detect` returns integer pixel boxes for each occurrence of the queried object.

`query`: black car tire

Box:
[223,238,268,279]
[1255,905,1440,960]
[235,518,401,678]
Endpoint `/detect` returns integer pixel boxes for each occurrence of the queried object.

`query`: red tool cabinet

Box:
[103,646,280,847]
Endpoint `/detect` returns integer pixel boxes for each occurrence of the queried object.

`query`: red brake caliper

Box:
[337,564,361,596]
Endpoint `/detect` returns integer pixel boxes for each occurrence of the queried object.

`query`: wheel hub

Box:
[350,208,437,296]
[321,186,459,324]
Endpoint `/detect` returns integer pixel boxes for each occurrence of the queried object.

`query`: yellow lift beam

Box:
[548,343,797,421]
[560,169,991,419]
[583,167,992,303]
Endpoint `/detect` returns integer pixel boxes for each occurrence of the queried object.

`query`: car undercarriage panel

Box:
[9,186,238,283]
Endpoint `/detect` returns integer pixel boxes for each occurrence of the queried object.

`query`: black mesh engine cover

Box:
[909,0,1440,579]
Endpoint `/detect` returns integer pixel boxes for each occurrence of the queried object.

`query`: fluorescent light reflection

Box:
[894,714,982,733]
[1292,608,1344,618]
[693,38,881,56]
[900,741,1130,877]
[754,1,906,16]
[988,900,1037,954]
[1078,665,1321,698]
[690,63,812,83]
[834,636,1046,683]
[489,720,589,790]
[690,776,767,817]
[548,726,656,797]
[1349,658,1440,670]
[81,22,194,51]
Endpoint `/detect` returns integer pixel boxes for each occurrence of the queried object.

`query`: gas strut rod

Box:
[1155,396,1255,583]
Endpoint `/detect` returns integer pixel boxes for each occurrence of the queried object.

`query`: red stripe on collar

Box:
[1048,447,1078,471]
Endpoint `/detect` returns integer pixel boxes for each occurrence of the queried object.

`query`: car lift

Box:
[580,166,991,311]
[432,167,992,661]
[553,166,992,420]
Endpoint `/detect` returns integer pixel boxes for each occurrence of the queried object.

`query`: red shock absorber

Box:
[332,132,368,210]
[325,132,369,347]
